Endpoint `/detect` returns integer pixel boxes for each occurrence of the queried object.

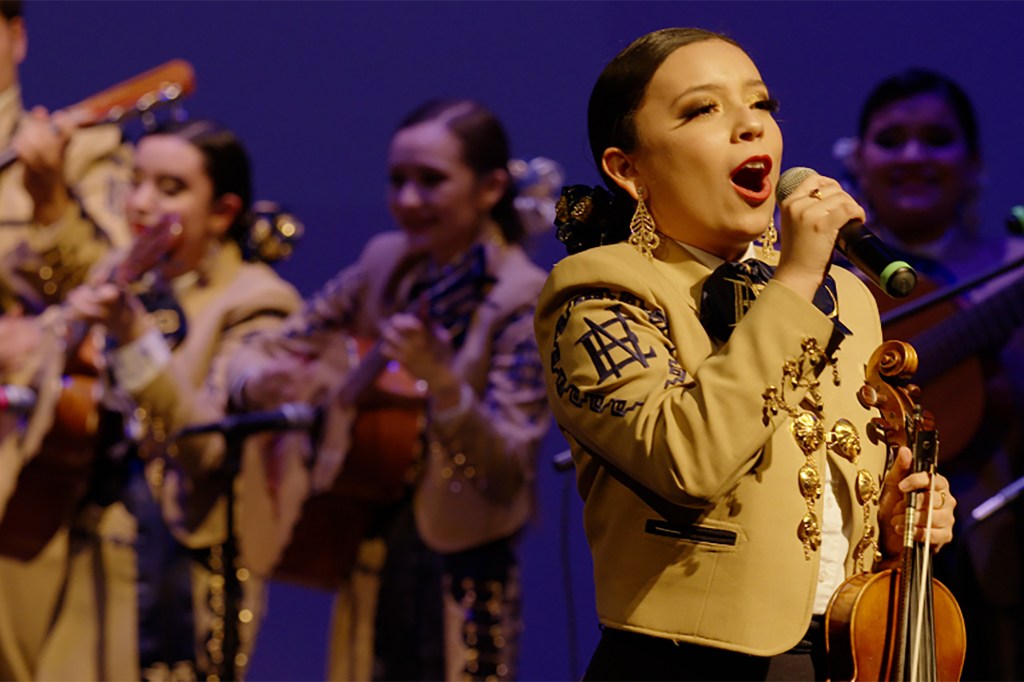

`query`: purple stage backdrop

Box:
[20,2,1024,680]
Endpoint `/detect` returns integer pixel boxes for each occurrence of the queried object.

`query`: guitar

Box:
[238,255,492,589]
[0,58,196,172]
[882,263,1024,463]
[235,335,425,590]
[0,217,183,561]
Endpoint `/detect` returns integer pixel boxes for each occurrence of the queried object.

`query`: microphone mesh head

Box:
[775,166,816,203]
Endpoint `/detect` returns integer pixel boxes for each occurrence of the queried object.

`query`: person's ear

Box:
[210,193,243,236]
[9,17,26,66]
[477,167,510,213]
[601,147,642,200]
[848,138,866,187]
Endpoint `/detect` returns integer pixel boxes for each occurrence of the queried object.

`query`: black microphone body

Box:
[176,402,319,439]
[836,220,918,298]
[776,166,917,298]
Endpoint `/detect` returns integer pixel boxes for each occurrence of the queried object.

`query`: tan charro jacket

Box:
[0,240,300,681]
[0,85,131,310]
[533,239,889,656]
[131,241,303,548]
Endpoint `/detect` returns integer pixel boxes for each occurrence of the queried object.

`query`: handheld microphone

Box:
[175,402,319,439]
[776,167,917,298]
[0,385,36,414]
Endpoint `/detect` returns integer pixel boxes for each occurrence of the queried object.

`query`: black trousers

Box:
[584,616,826,681]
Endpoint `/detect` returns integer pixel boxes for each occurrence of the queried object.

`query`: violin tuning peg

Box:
[857,384,880,408]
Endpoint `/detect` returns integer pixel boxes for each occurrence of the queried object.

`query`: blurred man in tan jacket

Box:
[0,0,130,312]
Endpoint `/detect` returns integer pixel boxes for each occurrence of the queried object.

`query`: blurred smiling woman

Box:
[0,119,300,680]
[230,99,550,681]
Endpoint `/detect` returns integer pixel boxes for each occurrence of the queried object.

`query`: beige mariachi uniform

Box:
[0,240,301,680]
[0,84,130,310]
[231,229,550,680]
[534,239,889,657]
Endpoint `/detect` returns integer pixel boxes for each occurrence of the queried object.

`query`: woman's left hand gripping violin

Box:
[825,339,966,681]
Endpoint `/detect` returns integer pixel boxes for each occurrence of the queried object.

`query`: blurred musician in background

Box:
[230,98,551,681]
[840,68,1024,680]
[0,119,300,680]
[0,0,130,311]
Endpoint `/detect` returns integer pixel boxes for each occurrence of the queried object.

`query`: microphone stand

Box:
[219,432,244,682]
[174,416,317,681]
[551,448,574,473]
[174,430,245,682]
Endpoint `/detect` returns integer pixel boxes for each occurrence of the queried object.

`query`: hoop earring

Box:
[628,187,660,258]
[760,216,777,260]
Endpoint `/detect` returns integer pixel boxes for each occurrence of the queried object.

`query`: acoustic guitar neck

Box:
[0,59,195,174]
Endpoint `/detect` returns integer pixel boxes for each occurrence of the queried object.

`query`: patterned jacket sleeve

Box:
[535,246,841,507]
[430,297,550,504]
[225,257,368,396]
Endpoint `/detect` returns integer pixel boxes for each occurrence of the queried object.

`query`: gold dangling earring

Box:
[628,187,660,258]
[760,216,777,261]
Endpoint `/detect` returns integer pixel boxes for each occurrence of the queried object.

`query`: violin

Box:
[825,339,966,681]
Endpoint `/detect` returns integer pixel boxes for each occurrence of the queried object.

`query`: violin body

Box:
[825,339,967,681]
[826,569,966,681]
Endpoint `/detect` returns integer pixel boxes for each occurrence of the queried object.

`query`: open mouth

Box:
[730,156,773,204]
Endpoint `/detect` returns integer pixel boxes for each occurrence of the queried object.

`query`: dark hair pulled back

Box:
[398,98,525,245]
[556,27,740,254]
[144,119,253,251]
[0,0,21,21]
[141,119,301,262]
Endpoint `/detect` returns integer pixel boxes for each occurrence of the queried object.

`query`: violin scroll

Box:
[875,339,919,381]
[858,340,927,453]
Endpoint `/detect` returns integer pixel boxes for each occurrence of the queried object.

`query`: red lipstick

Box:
[730,156,773,204]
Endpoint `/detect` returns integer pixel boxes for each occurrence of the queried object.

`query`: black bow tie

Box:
[699,259,849,344]
[406,243,495,351]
